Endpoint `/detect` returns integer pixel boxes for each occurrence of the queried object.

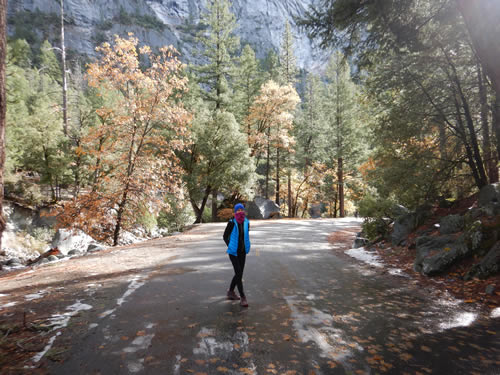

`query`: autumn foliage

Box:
[54,34,191,244]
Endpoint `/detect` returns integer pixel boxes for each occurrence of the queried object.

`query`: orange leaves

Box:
[56,34,192,243]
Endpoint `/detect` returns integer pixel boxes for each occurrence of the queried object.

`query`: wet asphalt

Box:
[46,218,500,375]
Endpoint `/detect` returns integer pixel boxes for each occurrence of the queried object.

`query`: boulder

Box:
[464,241,500,280]
[246,197,280,220]
[439,214,465,235]
[47,255,59,262]
[414,235,469,276]
[118,231,142,245]
[478,183,500,215]
[309,203,323,218]
[391,204,410,218]
[391,205,432,246]
[353,232,369,248]
[87,243,107,253]
[51,229,95,256]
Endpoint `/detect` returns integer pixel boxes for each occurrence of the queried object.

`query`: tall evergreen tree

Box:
[278,20,298,213]
[195,0,240,220]
[324,52,360,217]
[233,44,262,138]
[0,0,6,247]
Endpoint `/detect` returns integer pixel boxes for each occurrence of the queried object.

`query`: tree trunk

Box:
[457,0,500,100]
[275,147,280,205]
[493,92,500,175]
[194,185,212,224]
[338,157,344,217]
[265,132,270,199]
[113,186,129,246]
[60,0,69,137]
[287,169,292,217]
[0,0,6,249]
[211,189,218,222]
[478,65,496,183]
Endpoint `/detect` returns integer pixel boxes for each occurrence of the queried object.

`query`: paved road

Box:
[3,218,500,374]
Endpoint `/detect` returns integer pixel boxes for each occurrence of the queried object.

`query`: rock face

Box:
[391,206,431,246]
[414,235,470,276]
[465,241,500,280]
[439,214,464,235]
[7,0,324,70]
[246,197,280,220]
[51,228,96,256]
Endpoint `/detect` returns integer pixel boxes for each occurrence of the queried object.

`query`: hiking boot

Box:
[227,290,239,300]
[240,296,248,307]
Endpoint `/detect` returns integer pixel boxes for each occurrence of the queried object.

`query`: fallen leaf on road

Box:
[239,368,254,374]
[136,331,146,336]
[241,352,252,359]
[121,336,128,341]
[195,359,205,365]
[283,334,291,341]
[420,346,431,352]
[217,367,229,373]
[188,323,199,329]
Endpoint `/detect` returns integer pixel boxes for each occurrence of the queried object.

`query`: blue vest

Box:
[227,218,250,256]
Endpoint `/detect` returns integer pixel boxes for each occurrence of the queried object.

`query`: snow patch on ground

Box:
[0,301,17,309]
[285,295,360,363]
[25,290,47,301]
[490,307,500,319]
[32,332,61,363]
[117,277,146,307]
[345,247,384,268]
[48,301,93,330]
[438,312,477,331]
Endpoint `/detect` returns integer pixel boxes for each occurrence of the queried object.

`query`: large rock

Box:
[414,235,469,276]
[478,183,500,215]
[246,197,280,220]
[439,214,465,235]
[51,229,95,256]
[391,205,432,246]
[465,241,500,280]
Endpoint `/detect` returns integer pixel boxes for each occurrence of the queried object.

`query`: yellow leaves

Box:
[136,330,146,336]
[282,334,292,341]
[216,367,229,373]
[241,352,252,359]
[420,345,432,352]
[399,353,413,361]
[239,368,254,374]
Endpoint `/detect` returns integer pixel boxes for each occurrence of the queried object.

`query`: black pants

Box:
[229,252,246,298]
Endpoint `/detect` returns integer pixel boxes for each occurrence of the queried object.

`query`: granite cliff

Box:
[7,0,325,70]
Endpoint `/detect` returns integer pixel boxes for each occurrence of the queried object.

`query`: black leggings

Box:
[229,252,246,298]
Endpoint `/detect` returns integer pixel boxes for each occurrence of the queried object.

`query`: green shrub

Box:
[358,193,396,241]
[157,195,193,232]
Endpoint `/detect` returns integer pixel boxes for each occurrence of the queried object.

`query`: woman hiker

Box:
[223,203,250,307]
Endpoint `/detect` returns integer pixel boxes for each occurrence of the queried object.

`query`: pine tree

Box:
[0,0,6,247]
[324,52,359,217]
[233,44,262,138]
[195,0,240,221]
[278,20,299,213]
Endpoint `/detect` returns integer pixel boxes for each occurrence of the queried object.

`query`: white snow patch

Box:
[32,332,61,362]
[99,309,115,319]
[439,312,477,330]
[0,302,17,309]
[25,291,46,301]
[193,328,246,356]
[345,247,383,268]
[48,301,92,330]
[285,296,360,362]
[117,277,145,306]
[0,293,8,298]
[173,354,182,375]
[306,294,316,300]
[123,334,155,353]
[490,307,500,319]
[89,323,99,330]
[388,268,409,277]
